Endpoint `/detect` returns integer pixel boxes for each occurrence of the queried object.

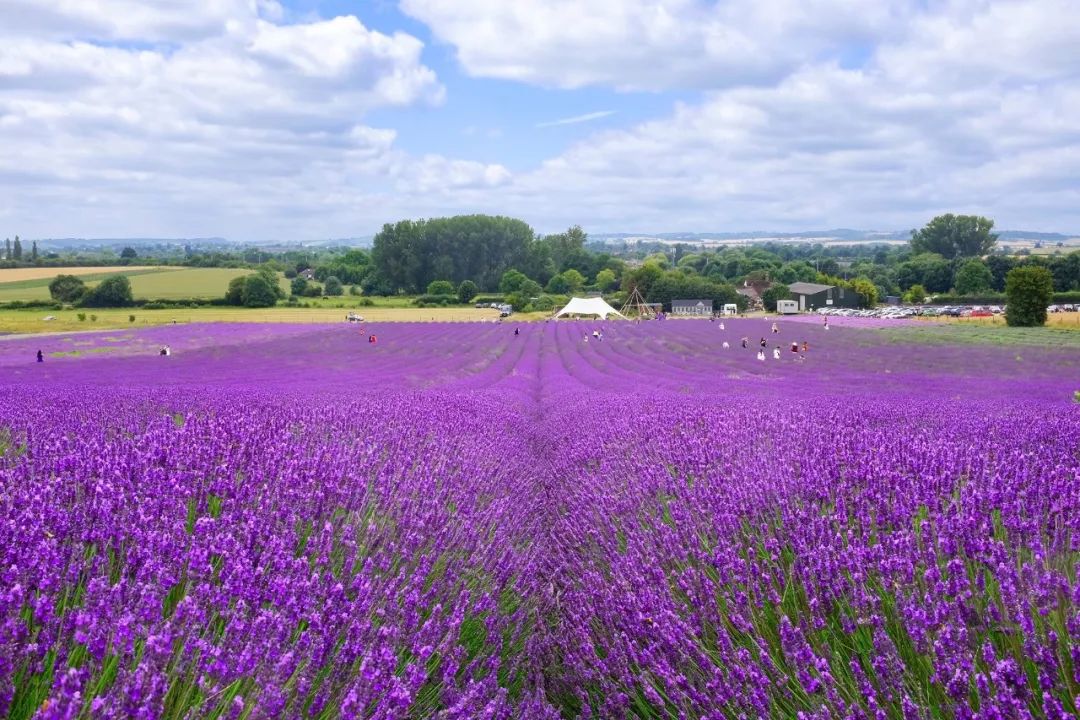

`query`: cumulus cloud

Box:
[0,1,510,238]
[418,0,1080,233]
[401,0,911,90]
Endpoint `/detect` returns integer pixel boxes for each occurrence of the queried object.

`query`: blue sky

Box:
[0,0,1077,240]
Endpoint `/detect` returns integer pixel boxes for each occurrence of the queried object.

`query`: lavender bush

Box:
[1,320,1076,718]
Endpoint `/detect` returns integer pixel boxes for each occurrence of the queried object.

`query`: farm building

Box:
[786,282,860,311]
[671,299,713,316]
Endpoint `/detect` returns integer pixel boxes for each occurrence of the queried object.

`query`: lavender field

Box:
[1,320,1077,719]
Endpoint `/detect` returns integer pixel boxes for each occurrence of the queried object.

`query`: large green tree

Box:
[372,215,535,292]
[911,214,997,259]
[953,258,993,295]
[49,274,88,303]
[81,275,133,307]
[1005,266,1053,327]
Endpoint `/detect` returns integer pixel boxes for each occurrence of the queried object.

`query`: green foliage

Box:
[323,276,344,296]
[426,280,456,296]
[499,269,530,294]
[851,278,879,308]
[457,280,479,304]
[290,276,308,297]
[242,274,278,308]
[413,294,458,307]
[897,253,952,293]
[348,285,361,296]
[120,246,137,260]
[128,314,135,323]
[761,285,792,312]
[954,258,993,295]
[903,284,927,304]
[77,313,86,322]
[224,276,246,305]
[373,215,535,292]
[911,213,997,259]
[1005,266,1053,327]
[48,274,87,303]
[594,268,617,291]
[81,275,133,307]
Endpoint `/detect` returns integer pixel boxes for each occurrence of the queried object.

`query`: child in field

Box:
[756,349,765,361]
[719,322,725,330]
[369,334,377,344]
[741,337,748,349]
[722,341,730,348]
[759,337,767,348]
[514,328,520,336]
[773,347,781,360]
[802,341,808,352]
[37,349,43,363]
[771,322,778,334]
[823,318,829,330]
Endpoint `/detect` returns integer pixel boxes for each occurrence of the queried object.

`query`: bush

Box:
[142,302,167,310]
[761,285,792,312]
[324,276,344,296]
[472,296,504,305]
[49,274,87,303]
[457,280,479,304]
[290,276,309,297]
[413,294,456,307]
[81,275,133,307]
[90,314,97,322]
[1005,266,1053,327]
[242,274,279,308]
[348,285,361,296]
[358,297,375,307]
[128,315,135,323]
[426,280,456,296]
[77,313,86,322]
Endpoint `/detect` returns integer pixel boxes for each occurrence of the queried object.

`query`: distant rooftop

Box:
[787,282,835,295]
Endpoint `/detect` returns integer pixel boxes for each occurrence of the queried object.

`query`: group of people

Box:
[584,329,605,343]
[724,320,811,362]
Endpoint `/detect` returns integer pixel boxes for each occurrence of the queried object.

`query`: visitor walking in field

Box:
[771,322,778,334]
[773,346,781,360]
[36,349,43,363]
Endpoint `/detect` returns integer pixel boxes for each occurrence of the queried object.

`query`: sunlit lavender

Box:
[1,320,1077,718]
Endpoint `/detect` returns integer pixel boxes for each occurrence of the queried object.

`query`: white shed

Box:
[722,303,738,315]
[776,299,799,315]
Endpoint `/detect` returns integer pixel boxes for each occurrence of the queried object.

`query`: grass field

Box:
[880,322,1080,347]
[0,265,162,282]
[0,306,527,335]
[0,267,289,302]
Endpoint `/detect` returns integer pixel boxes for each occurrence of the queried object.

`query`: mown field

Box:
[0,306,521,334]
[0,267,290,302]
[0,319,1075,718]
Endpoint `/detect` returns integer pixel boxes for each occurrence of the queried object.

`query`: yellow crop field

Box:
[0,266,162,283]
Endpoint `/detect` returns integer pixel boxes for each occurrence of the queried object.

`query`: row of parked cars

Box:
[475,301,513,317]
[816,303,1077,320]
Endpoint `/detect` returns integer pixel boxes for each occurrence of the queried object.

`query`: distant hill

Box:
[591,229,1077,245]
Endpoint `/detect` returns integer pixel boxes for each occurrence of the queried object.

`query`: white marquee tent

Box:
[553,296,627,320]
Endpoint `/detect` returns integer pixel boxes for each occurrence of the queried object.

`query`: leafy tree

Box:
[3,239,9,260]
[48,274,87,303]
[120,246,138,260]
[911,214,997,259]
[546,269,585,295]
[225,276,247,305]
[426,280,456,295]
[761,285,792,312]
[290,276,309,297]
[953,259,993,295]
[457,280,479,304]
[499,269,530,294]
[324,276,344,296]
[12,236,22,261]
[256,265,285,299]
[242,274,278,308]
[545,274,570,294]
[31,241,38,261]
[621,262,665,297]
[519,279,543,298]
[594,268,617,292]
[1005,266,1053,327]
[904,284,927,304]
[851,278,879,308]
[897,253,952,293]
[81,275,133,307]
[372,215,534,292]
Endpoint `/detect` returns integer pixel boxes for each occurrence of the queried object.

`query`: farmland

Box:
[0,267,288,303]
[0,319,1077,718]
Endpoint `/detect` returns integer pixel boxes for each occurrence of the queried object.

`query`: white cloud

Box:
[0,2,511,239]
[464,0,1080,233]
[536,111,616,128]
[401,0,911,90]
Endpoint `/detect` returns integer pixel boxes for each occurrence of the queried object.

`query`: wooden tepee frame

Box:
[619,286,659,319]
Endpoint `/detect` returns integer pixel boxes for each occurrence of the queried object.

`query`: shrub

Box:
[324,276,344,296]
[457,280,479,304]
[81,275,133,307]
[49,274,87,303]
[242,274,279,308]
[413,294,456,307]
[426,280,456,296]
[90,314,97,322]
[1005,266,1053,327]
[348,285,362,296]
[142,302,167,310]
[128,315,135,323]
[358,297,375,307]
[77,313,86,322]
